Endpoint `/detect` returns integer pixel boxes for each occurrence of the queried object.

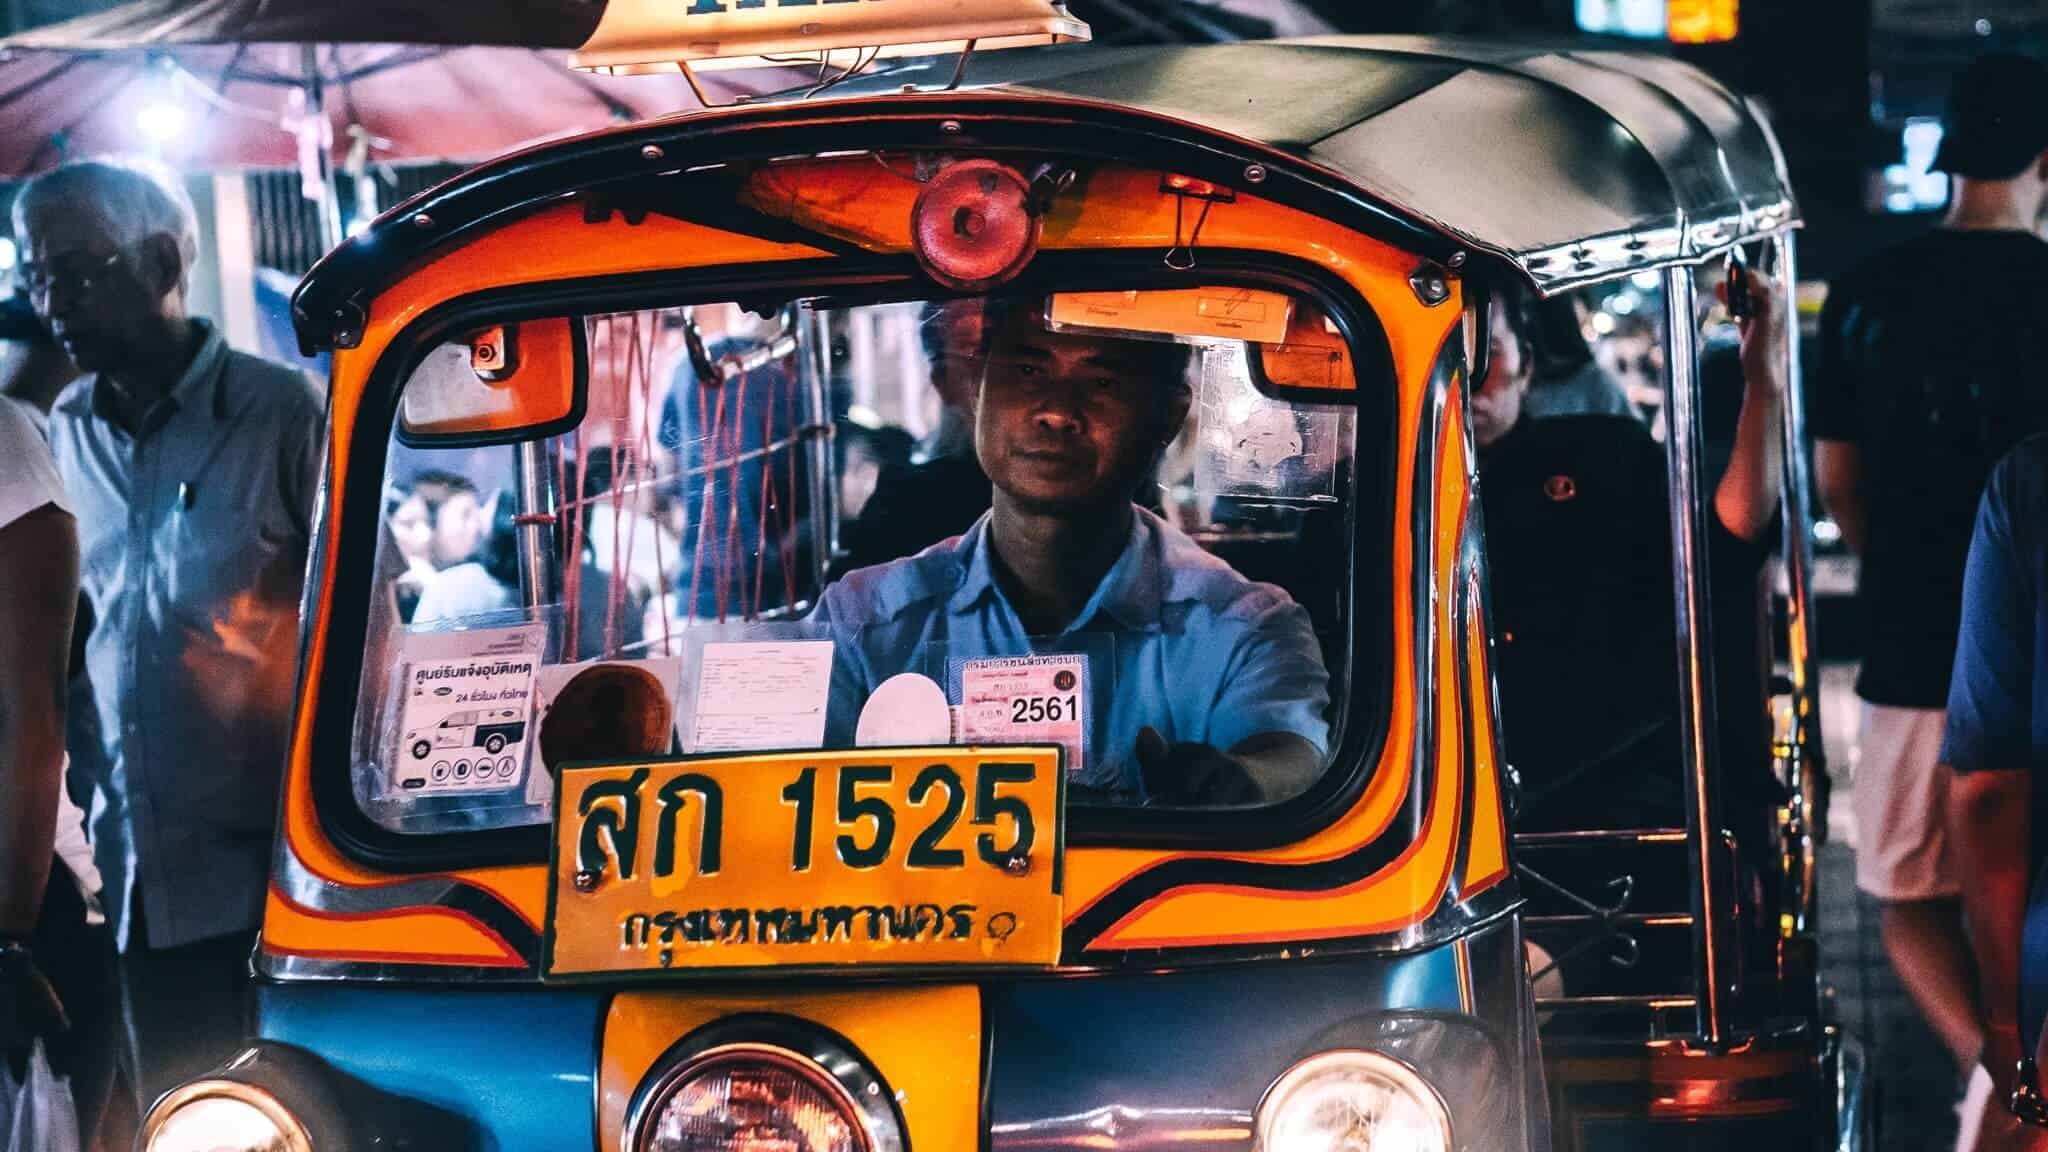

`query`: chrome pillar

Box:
[801,305,836,601]
[1772,233,1824,932]
[514,440,559,616]
[1663,266,1728,1046]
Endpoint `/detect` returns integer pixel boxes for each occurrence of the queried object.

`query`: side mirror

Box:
[397,317,586,445]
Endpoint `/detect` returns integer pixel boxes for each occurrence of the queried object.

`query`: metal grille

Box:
[244,161,466,276]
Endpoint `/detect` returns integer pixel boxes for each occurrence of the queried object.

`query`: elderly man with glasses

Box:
[13,157,322,1110]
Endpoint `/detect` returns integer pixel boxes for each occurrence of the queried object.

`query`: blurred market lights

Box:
[136,99,188,144]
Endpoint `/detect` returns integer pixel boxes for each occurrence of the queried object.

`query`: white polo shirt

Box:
[0,395,100,904]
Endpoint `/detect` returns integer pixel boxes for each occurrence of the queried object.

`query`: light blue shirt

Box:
[811,507,1330,798]
[49,321,322,950]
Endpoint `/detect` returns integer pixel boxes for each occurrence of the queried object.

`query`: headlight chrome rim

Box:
[624,1025,904,1152]
[141,1078,314,1152]
[1254,1048,1454,1152]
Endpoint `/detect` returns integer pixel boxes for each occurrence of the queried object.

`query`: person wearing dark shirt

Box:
[1945,437,2048,1152]
[1811,53,2048,1092]
[1479,274,1784,841]
[834,300,993,575]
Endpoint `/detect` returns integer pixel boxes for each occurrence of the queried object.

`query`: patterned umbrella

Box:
[0,0,749,178]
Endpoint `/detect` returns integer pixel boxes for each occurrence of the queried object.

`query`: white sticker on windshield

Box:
[392,625,543,794]
[957,654,1086,774]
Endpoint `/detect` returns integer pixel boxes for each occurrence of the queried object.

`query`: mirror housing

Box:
[398,317,586,446]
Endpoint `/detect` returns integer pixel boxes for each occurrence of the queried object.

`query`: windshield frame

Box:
[309,250,1399,873]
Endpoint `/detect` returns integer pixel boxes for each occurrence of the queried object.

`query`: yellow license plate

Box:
[545,746,1065,978]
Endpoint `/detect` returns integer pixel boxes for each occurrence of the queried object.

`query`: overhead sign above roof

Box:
[571,0,1091,75]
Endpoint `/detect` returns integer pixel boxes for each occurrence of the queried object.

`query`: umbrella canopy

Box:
[2,0,609,48]
[0,0,774,175]
[0,0,1332,175]
[0,42,726,173]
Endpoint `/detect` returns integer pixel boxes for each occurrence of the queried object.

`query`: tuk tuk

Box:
[134,10,1863,1151]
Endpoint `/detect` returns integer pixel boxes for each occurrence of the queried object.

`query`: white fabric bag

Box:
[0,1041,80,1152]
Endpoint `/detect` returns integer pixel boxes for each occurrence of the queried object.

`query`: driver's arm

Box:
[1138,592,1330,806]
[1943,456,2040,1095]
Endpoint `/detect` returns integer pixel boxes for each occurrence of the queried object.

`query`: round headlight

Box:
[1254,1050,1453,1152]
[142,1080,312,1152]
[632,1044,874,1152]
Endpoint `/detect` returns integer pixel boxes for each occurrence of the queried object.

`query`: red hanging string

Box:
[639,315,673,655]
[752,365,779,616]
[721,368,749,621]
[686,362,727,624]
[603,312,630,655]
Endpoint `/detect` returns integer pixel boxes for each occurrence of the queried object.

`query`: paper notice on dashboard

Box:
[956,654,1086,774]
[687,640,835,753]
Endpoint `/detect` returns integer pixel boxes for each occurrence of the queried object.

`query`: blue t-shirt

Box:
[1942,436,2048,1042]
[810,507,1330,799]
[1941,435,2048,781]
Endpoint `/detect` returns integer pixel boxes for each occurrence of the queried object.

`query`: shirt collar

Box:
[946,507,1162,634]
[87,320,229,434]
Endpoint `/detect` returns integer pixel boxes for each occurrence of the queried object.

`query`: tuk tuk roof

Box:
[853,36,1798,288]
[294,36,1793,349]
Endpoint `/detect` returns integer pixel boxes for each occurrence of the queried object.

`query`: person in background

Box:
[1944,436,2048,1152]
[384,483,437,622]
[0,389,114,1147]
[1518,292,1637,422]
[1809,54,2048,1137]
[14,157,323,1111]
[835,421,914,524]
[414,496,644,661]
[658,305,816,620]
[1478,271,1785,849]
[0,293,78,422]
[833,300,994,574]
[414,469,485,570]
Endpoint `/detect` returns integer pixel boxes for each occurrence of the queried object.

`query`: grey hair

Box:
[12,157,201,289]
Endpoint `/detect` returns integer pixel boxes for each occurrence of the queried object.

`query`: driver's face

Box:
[975,312,1168,511]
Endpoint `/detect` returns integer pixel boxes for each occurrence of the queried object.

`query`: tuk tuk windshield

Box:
[353,287,1365,835]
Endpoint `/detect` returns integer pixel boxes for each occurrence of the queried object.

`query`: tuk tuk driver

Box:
[812,299,1330,806]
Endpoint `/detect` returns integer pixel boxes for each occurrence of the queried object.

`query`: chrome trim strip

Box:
[1661,266,1728,1047]
[1771,233,1823,933]
[1514,828,1686,845]
[1518,214,1800,296]
[262,843,542,981]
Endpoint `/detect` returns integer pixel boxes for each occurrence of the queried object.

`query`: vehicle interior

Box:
[347,280,1387,838]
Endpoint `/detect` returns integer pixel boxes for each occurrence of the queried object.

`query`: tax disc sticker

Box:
[956,654,1085,773]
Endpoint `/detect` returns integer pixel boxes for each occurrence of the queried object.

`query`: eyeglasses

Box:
[16,250,124,302]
